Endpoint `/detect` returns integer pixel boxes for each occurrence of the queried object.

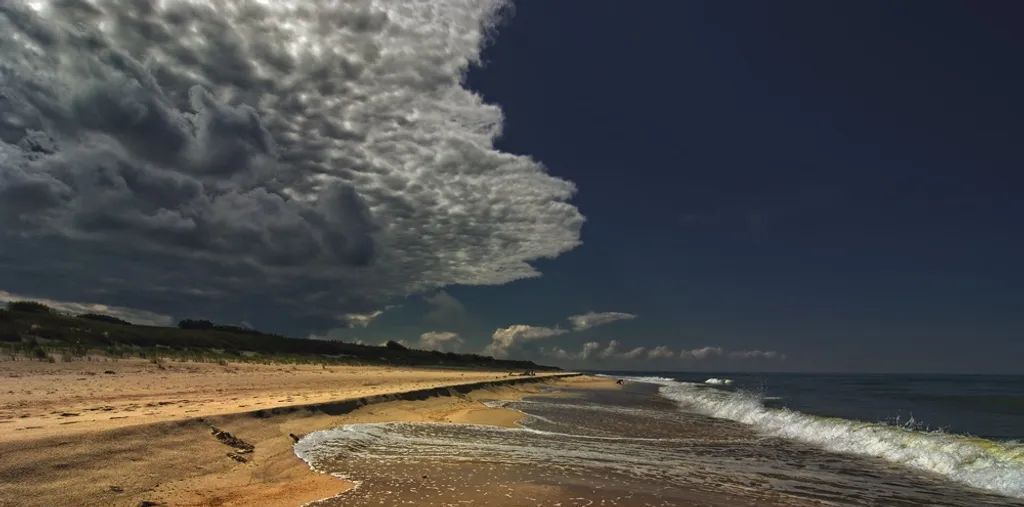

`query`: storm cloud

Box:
[0,1,583,329]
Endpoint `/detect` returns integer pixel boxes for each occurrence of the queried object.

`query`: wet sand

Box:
[0,357,580,506]
[297,380,1024,507]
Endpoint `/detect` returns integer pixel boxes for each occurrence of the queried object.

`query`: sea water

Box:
[619,372,1024,440]
[295,374,1024,506]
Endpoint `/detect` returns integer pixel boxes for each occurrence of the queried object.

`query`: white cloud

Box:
[338,310,385,328]
[0,0,583,326]
[307,327,462,352]
[481,310,639,359]
[417,331,463,352]
[338,338,402,347]
[728,350,787,360]
[567,311,636,331]
[680,346,724,360]
[484,324,567,358]
[579,341,603,360]
[0,290,173,326]
[599,340,620,358]
[622,346,648,359]
[596,340,648,360]
[540,346,573,360]
[647,345,675,359]
[542,341,786,365]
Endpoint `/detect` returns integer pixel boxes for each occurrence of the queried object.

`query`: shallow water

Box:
[296,382,1024,506]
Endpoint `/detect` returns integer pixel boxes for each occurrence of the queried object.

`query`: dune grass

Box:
[0,304,551,371]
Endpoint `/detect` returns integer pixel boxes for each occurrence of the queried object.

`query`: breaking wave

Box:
[704,378,733,385]
[626,376,1024,499]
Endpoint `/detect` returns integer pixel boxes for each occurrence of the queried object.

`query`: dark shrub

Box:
[78,313,132,325]
[35,328,64,339]
[27,340,47,359]
[69,339,88,357]
[384,340,407,351]
[6,301,51,314]
[211,324,267,336]
[178,319,214,330]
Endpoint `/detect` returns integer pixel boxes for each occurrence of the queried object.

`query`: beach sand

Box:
[0,357,592,506]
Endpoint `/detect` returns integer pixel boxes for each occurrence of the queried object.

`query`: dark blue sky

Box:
[3,1,1022,372]
[422,0,1024,372]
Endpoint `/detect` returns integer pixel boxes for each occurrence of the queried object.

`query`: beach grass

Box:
[0,303,551,370]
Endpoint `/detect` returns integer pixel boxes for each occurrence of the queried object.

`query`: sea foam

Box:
[627,376,1024,499]
[703,377,733,385]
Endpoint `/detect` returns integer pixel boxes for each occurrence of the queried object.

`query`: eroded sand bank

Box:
[0,358,592,506]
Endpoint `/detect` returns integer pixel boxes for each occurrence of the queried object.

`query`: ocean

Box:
[295,373,1024,505]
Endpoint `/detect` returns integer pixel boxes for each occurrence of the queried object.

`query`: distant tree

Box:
[6,301,51,314]
[78,313,132,326]
[384,340,407,351]
[178,319,214,330]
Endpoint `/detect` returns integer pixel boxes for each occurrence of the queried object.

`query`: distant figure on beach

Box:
[616,379,624,385]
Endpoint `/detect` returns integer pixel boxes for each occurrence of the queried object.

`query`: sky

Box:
[1,1,1022,373]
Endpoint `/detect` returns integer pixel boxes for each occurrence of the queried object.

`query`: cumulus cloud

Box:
[647,345,674,359]
[543,341,786,365]
[338,338,393,347]
[579,341,603,360]
[539,346,573,360]
[364,331,460,352]
[598,340,621,358]
[484,324,567,358]
[417,331,463,352]
[679,346,724,360]
[338,309,385,328]
[596,339,644,359]
[0,290,173,326]
[423,291,470,328]
[728,349,786,360]
[567,311,636,331]
[593,340,647,360]
[0,0,583,329]
[482,310,639,359]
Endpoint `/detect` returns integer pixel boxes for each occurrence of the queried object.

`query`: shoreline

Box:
[0,359,596,506]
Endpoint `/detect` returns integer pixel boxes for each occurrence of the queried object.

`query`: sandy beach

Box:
[0,357,593,506]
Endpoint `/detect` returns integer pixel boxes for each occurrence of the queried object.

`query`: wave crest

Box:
[704,378,733,385]
[635,377,1024,499]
